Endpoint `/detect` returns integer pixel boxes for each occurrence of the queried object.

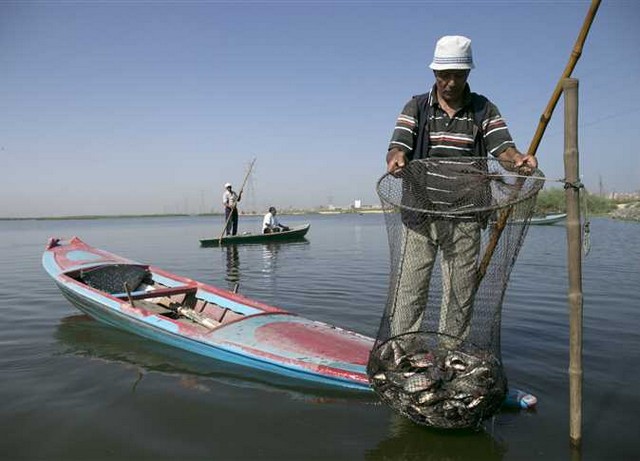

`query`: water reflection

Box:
[261,242,281,274]
[55,314,375,404]
[365,413,506,461]
[224,245,240,289]
[221,241,309,289]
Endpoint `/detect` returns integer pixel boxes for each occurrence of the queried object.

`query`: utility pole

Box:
[598,175,604,197]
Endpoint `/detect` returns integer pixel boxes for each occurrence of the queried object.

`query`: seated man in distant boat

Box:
[262,207,289,234]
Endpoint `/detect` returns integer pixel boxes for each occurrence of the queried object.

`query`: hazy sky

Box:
[1,1,639,217]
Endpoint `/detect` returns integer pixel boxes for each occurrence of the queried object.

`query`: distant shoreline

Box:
[5,205,636,222]
[0,209,385,221]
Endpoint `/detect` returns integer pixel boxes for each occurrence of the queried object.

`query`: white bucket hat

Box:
[429,35,475,70]
[224,183,232,189]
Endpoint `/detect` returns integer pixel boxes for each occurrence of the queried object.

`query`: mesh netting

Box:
[368,157,544,429]
[80,264,151,294]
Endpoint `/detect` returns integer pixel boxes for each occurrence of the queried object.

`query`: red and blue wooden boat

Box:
[43,237,372,391]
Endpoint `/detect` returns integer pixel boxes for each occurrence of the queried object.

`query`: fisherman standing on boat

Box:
[385,35,538,341]
[223,183,242,236]
[262,207,289,234]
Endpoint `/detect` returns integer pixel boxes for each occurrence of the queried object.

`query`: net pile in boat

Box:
[80,264,151,294]
[368,157,544,429]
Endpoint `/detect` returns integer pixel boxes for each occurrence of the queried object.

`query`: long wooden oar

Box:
[477,0,601,281]
[219,157,257,243]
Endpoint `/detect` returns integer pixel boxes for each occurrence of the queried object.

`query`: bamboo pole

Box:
[219,157,257,243]
[477,0,601,282]
[527,0,601,157]
[563,78,583,448]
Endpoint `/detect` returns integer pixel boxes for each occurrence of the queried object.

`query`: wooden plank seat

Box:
[197,303,245,324]
[127,299,175,315]
[113,285,198,301]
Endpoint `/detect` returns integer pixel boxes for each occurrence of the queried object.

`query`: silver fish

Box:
[390,341,407,364]
[446,350,482,367]
[408,352,436,369]
[378,340,406,365]
[467,396,485,408]
[391,370,417,386]
[403,373,436,393]
[449,379,479,394]
[450,392,472,401]
[458,365,494,384]
[415,391,442,405]
[445,354,469,371]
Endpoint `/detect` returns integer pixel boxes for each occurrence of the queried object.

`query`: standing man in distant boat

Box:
[223,183,242,236]
[385,35,538,342]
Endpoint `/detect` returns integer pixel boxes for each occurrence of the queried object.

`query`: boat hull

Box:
[200,224,310,247]
[43,237,371,391]
[529,213,567,225]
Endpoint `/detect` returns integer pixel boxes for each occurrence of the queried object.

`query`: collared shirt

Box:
[223,190,239,208]
[388,84,516,159]
[262,212,281,231]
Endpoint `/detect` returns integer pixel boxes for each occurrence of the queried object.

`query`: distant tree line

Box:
[534,188,618,215]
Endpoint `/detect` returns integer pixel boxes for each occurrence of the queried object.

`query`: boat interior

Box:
[65,264,245,330]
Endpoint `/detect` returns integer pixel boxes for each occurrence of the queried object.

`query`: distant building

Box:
[608,191,640,201]
[354,199,362,209]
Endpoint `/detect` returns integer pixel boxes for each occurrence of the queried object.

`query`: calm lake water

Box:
[1,214,638,460]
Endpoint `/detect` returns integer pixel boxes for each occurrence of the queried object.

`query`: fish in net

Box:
[368,157,544,429]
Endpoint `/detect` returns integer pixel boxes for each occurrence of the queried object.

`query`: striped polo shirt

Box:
[388,84,515,159]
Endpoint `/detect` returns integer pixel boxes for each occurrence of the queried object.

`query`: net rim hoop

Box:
[375,157,545,216]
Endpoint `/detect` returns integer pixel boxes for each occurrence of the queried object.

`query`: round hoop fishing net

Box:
[368,157,544,429]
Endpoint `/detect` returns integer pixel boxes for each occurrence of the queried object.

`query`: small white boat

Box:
[529,213,567,225]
